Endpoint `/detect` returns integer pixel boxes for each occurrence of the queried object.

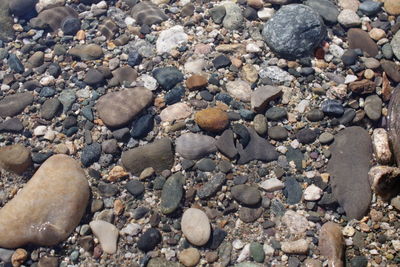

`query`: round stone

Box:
[262,4,326,59]
[179,248,201,267]
[181,208,211,246]
[268,126,288,141]
[231,184,261,206]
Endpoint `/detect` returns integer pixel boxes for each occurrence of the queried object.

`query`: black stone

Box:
[128,50,143,66]
[126,180,145,197]
[321,100,344,117]
[265,107,287,121]
[164,85,185,105]
[283,177,302,205]
[130,114,154,139]
[8,54,24,73]
[208,228,227,249]
[61,17,81,35]
[153,67,184,90]
[232,124,250,147]
[213,54,231,69]
[137,228,162,252]
[0,118,23,132]
[341,49,358,66]
[296,128,317,144]
[81,142,102,167]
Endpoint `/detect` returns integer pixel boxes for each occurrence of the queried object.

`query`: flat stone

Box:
[0,93,34,118]
[385,0,400,15]
[237,127,279,164]
[239,207,263,223]
[161,173,183,214]
[0,155,89,248]
[96,87,153,128]
[265,106,287,120]
[364,95,382,121]
[348,79,376,94]
[260,178,285,192]
[131,1,167,25]
[0,144,32,175]
[283,177,303,205]
[231,184,261,206]
[327,127,372,220]
[41,98,61,120]
[195,108,229,133]
[319,222,345,267]
[126,180,145,197]
[186,74,208,90]
[197,173,226,199]
[181,208,211,246]
[0,118,24,133]
[338,9,361,27]
[68,44,103,60]
[111,66,138,86]
[251,86,282,113]
[305,0,339,24]
[226,79,252,102]
[160,103,192,122]
[122,138,174,175]
[176,133,217,160]
[259,66,294,83]
[296,128,318,144]
[262,4,326,59]
[381,60,400,83]
[153,67,184,91]
[268,126,288,141]
[89,220,118,254]
[348,28,379,57]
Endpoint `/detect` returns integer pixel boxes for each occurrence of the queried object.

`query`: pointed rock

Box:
[89,220,119,254]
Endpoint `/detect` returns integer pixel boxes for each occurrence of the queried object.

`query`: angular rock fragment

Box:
[369,166,400,201]
[372,128,392,165]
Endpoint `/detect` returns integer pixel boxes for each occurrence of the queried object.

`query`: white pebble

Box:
[303,184,323,201]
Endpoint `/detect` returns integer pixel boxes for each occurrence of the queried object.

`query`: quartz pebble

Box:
[181,208,211,246]
[89,220,119,254]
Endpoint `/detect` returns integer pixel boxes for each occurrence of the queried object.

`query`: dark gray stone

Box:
[359,1,382,16]
[126,180,145,197]
[153,67,183,90]
[268,126,288,141]
[231,184,261,206]
[137,228,162,252]
[327,127,372,220]
[210,6,226,24]
[238,207,263,223]
[41,98,61,120]
[305,0,339,24]
[237,128,279,164]
[216,129,238,159]
[283,177,302,205]
[0,118,23,132]
[195,158,216,172]
[296,128,318,144]
[7,54,24,73]
[81,143,102,167]
[160,173,183,214]
[197,173,226,199]
[262,4,326,59]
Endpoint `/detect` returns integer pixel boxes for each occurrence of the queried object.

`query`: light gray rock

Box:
[176,133,217,160]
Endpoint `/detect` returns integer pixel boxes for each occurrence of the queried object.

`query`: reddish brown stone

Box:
[348,79,376,94]
[319,222,345,267]
[186,74,208,90]
[195,108,229,133]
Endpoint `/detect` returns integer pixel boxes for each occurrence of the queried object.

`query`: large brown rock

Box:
[0,155,89,248]
[0,144,32,175]
[121,138,174,175]
[388,85,400,166]
[348,28,379,57]
[319,222,345,267]
[0,92,34,118]
[327,126,372,219]
[96,87,153,128]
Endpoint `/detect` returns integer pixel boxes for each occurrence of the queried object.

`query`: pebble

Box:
[260,178,284,192]
[68,44,103,60]
[197,173,226,199]
[251,85,282,113]
[89,220,118,254]
[262,4,326,59]
[305,0,339,24]
[250,242,265,263]
[319,132,334,144]
[131,1,167,25]
[283,177,302,204]
[186,74,208,90]
[296,128,317,144]
[0,144,32,175]
[0,92,34,118]
[178,248,200,267]
[231,184,261,206]
[156,26,188,54]
[0,155,89,248]
[253,114,267,135]
[226,79,252,102]
[126,180,145,197]
[81,143,101,167]
[348,28,379,57]
[369,166,400,201]
[338,9,361,27]
[303,184,323,201]
[216,129,238,159]
[223,3,243,30]
[328,127,372,220]
[153,67,184,90]
[96,87,153,128]
[122,138,174,175]
[319,222,345,267]
[364,95,382,121]
[181,208,211,246]
[195,108,229,133]
[282,210,309,235]
[372,128,392,165]
[268,126,288,141]
[161,173,183,214]
[176,133,217,160]
[137,228,162,252]
[281,239,309,254]
[160,103,192,122]
[384,0,400,15]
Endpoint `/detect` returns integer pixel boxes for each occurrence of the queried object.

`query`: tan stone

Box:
[11,248,28,267]
[369,28,386,41]
[372,128,392,164]
[107,165,129,182]
[181,208,211,246]
[0,155,89,248]
[179,248,201,267]
[241,64,259,83]
[319,222,345,267]
[186,74,208,90]
[195,108,229,133]
[385,0,400,15]
[0,144,32,175]
[247,0,264,9]
[160,103,192,122]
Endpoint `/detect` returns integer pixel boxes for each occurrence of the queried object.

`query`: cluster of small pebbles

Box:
[0,0,400,266]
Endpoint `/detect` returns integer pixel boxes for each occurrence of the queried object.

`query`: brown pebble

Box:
[194,108,229,133]
[205,251,218,263]
[186,74,208,90]
[11,248,27,267]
